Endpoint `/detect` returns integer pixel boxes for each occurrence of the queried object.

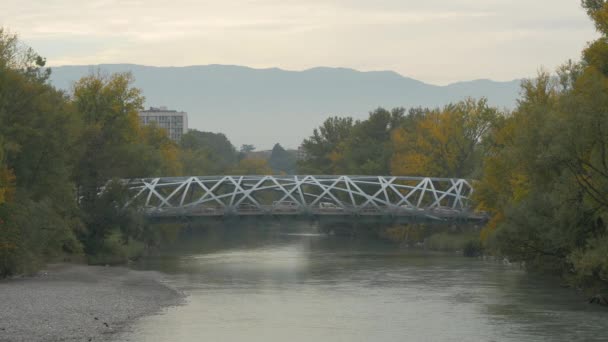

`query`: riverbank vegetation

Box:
[476,1,608,300]
[298,1,608,300]
[0,29,272,276]
[377,225,482,257]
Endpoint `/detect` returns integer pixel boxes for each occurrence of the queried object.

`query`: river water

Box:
[118,226,607,342]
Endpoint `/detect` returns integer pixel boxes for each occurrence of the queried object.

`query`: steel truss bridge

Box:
[126,175,487,221]
[126,175,487,223]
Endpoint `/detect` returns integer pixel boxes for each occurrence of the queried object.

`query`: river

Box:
[117,225,607,342]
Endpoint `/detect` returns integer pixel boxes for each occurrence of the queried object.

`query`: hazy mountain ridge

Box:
[48,64,521,148]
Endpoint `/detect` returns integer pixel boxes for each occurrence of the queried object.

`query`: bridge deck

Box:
[144,206,488,222]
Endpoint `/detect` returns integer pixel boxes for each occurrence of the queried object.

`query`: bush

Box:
[87,232,144,265]
[0,197,83,277]
[463,239,483,257]
[426,231,482,256]
[379,225,426,244]
[568,234,608,299]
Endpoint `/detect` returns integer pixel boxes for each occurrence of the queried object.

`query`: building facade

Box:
[138,106,188,142]
[296,145,308,160]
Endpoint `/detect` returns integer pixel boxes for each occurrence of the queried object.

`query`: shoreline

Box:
[0,263,184,342]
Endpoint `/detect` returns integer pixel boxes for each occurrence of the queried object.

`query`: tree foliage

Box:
[340,108,407,174]
[268,143,296,174]
[71,73,182,255]
[298,116,354,174]
[240,144,256,154]
[179,130,238,175]
[475,2,608,296]
[391,98,501,178]
[229,158,273,175]
[0,29,82,275]
[298,103,499,178]
[298,108,426,175]
[0,30,184,274]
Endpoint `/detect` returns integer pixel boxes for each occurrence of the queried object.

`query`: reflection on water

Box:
[119,225,607,342]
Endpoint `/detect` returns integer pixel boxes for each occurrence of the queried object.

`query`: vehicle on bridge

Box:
[399,204,425,212]
[431,206,461,216]
[273,201,299,212]
[318,202,343,212]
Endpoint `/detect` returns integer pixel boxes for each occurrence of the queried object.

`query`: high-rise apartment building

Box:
[138,106,188,142]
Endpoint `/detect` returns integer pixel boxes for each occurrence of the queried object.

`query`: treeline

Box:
[180,132,296,175]
[298,99,499,178]
[0,29,283,276]
[297,1,608,299]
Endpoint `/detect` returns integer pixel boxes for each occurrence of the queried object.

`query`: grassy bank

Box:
[378,225,483,257]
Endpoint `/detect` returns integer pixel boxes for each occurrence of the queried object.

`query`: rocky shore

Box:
[0,264,183,342]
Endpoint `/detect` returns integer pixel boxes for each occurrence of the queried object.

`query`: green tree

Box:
[0,29,83,275]
[240,144,256,153]
[268,143,296,174]
[299,108,427,175]
[341,107,407,175]
[72,73,144,208]
[71,72,169,255]
[0,29,187,274]
[180,130,238,175]
[298,116,354,174]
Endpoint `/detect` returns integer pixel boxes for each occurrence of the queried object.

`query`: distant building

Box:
[296,146,307,160]
[138,106,188,142]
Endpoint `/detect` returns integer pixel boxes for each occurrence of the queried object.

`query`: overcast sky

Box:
[1,0,600,84]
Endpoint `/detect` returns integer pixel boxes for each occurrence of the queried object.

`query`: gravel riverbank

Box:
[0,263,183,342]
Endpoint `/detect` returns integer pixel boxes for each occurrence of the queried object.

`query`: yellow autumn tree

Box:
[391,98,500,178]
[229,158,273,175]
[473,116,521,241]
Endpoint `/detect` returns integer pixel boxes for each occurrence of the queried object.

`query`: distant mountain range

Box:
[48,64,522,149]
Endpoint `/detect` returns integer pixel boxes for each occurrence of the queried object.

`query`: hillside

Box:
[48,64,521,148]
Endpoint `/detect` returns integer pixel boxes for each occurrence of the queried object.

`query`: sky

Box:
[0,0,600,84]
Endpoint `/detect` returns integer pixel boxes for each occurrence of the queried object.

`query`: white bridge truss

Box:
[126,176,483,221]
